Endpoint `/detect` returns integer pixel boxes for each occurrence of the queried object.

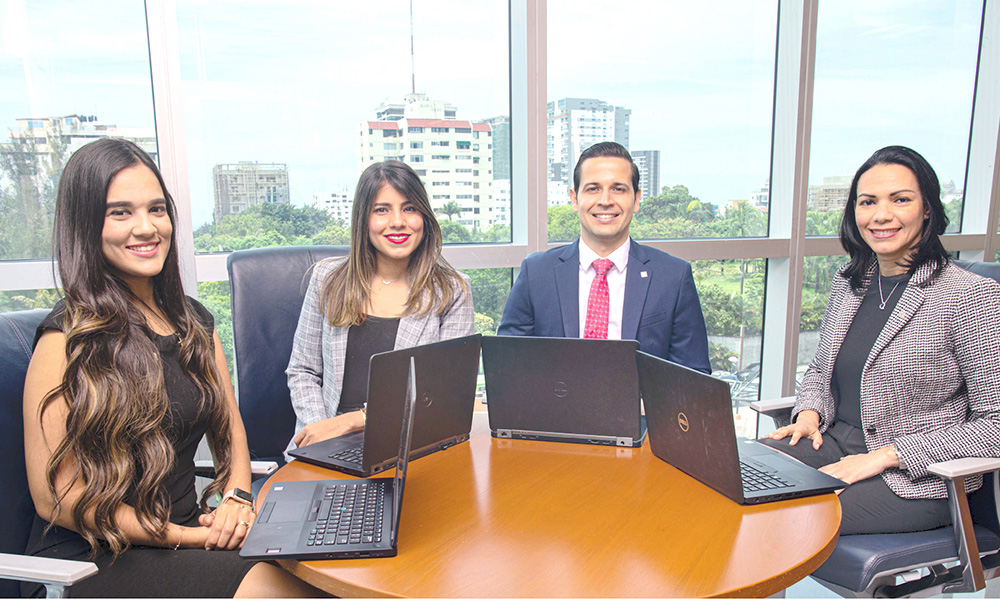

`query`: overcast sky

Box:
[0,0,983,228]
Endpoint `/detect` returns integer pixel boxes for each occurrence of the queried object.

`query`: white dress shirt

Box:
[578,238,629,339]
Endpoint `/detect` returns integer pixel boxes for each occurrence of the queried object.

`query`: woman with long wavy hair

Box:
[22,138,319,597]
[287,160,474,448]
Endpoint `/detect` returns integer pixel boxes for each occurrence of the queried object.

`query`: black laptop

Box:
[481,336,645,447]
[636,351,846,504]
[240,356,418,560]
[289,334,481,476]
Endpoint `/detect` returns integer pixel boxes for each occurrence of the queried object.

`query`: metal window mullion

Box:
[145,0,198,296]
[759,0,819,404]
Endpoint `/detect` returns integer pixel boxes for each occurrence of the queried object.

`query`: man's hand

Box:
[293,411,365,448]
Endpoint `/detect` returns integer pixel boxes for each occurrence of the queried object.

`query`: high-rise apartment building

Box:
[313,190,352,224]
[8,114,157,163]
[631,150,660,197]
[750,179,770,213]
[359,93,496,231]
[546,98,631,205]
[213,162,290,223]
[808,175,852,212]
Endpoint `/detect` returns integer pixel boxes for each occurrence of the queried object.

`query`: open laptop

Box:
[289,333,480,476]
[481,336,645,447]
[636,350,846,504]
[240,356,417,560]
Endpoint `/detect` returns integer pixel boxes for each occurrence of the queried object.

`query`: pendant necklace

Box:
[877,274,902,311]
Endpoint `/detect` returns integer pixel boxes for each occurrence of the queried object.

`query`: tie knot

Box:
[592,258,613,277]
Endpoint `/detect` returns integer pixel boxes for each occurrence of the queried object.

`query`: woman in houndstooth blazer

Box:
[763,146,1000,535]
[286,161,474,450]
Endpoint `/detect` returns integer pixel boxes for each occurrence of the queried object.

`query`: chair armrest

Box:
[927,458,1000,480]
[749,396,796,414]
[922,457,1000,594]
[251,461,279,476]
[0,553,97,589]
[194,459,278,479]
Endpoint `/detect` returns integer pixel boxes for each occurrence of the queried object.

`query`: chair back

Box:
[952,259,1000,284]
[0,309,50,597]
[227,245,349,463]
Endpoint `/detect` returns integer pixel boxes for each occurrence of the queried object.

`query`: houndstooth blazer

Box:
[286,257,475,444]
[793,260,1000,500]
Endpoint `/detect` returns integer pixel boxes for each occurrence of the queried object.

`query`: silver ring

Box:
[237,521,250,527]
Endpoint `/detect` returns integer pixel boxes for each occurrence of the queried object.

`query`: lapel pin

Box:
[641,271,648,278]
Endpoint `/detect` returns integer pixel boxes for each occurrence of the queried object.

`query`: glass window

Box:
[0,288,59,312]
[0,1,156,261]
[808,2,982,232]
[546,0,777,242]
[692,258,766,433]
[796,255,847,391]
[177,1,510,250]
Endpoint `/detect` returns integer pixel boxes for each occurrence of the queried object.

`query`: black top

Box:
[27,297,215,553]
[832,272,911,428]
[338,316,401,414]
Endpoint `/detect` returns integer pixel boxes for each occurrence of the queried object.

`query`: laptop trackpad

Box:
[264,500,308,523]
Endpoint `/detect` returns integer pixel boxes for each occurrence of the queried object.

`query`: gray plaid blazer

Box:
[793,260,1000,500]
[286,257,475,441]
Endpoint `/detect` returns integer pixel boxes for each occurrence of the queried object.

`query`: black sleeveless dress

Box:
[22,298,256,598]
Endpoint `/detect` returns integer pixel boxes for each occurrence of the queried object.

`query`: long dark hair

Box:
[839,145,949,291]
[321,160,467,326]
[43,138,232,556]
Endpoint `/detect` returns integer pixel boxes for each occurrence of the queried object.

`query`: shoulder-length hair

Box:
[321,160,467,326]
[44,138,232,556]
[839,145,949,291]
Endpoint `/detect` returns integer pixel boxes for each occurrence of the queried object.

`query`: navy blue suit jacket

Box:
[498,239,712,374]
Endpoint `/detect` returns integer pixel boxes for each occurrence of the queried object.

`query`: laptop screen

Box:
[390,357,417,546]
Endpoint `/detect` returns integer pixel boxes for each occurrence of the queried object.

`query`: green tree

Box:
[0,129,68,260]
[440,219,473,243]
[710,201,767,237]
[466,268,512,325]
[634,185,701,224]
[436,200,463,221]
[547,204,579,242]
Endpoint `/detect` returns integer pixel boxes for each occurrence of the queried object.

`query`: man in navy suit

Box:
[498,142,711,373]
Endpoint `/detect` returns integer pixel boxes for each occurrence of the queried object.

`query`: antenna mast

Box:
[410,0,416,94]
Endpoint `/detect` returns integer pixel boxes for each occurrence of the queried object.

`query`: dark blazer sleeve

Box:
[498,256,534,336]
[665,264,711,374]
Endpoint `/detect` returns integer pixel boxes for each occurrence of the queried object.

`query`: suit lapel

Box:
[622,239,650,340]
[555,243,580,337]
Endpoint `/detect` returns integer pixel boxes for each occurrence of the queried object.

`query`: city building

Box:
[359,93,496,231]
[546,97,631,205]
[631,150,660,197]
[808,175,852,212]
[313,190,352,224]
[6,114,157,165]
[212,162,290,223]
[750,179,770,213]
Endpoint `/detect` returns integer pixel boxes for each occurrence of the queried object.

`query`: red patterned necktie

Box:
[583,258,613,339]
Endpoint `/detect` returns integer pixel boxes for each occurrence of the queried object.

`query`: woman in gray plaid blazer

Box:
[286,161,474,450]
[763,146,1000,535]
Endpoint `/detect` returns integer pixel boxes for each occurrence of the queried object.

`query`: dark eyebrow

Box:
[105,198,166,210]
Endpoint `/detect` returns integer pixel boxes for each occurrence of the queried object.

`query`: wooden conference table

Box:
[262,414,841,598]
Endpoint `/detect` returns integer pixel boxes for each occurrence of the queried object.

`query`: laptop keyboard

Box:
[328,446,363,465]
[306,481,386,546]
[740,461,793,492]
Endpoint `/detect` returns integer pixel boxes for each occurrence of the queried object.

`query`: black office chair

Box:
[227,245,350,465]
[752,259,1000,597]
[0,309,98,597]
